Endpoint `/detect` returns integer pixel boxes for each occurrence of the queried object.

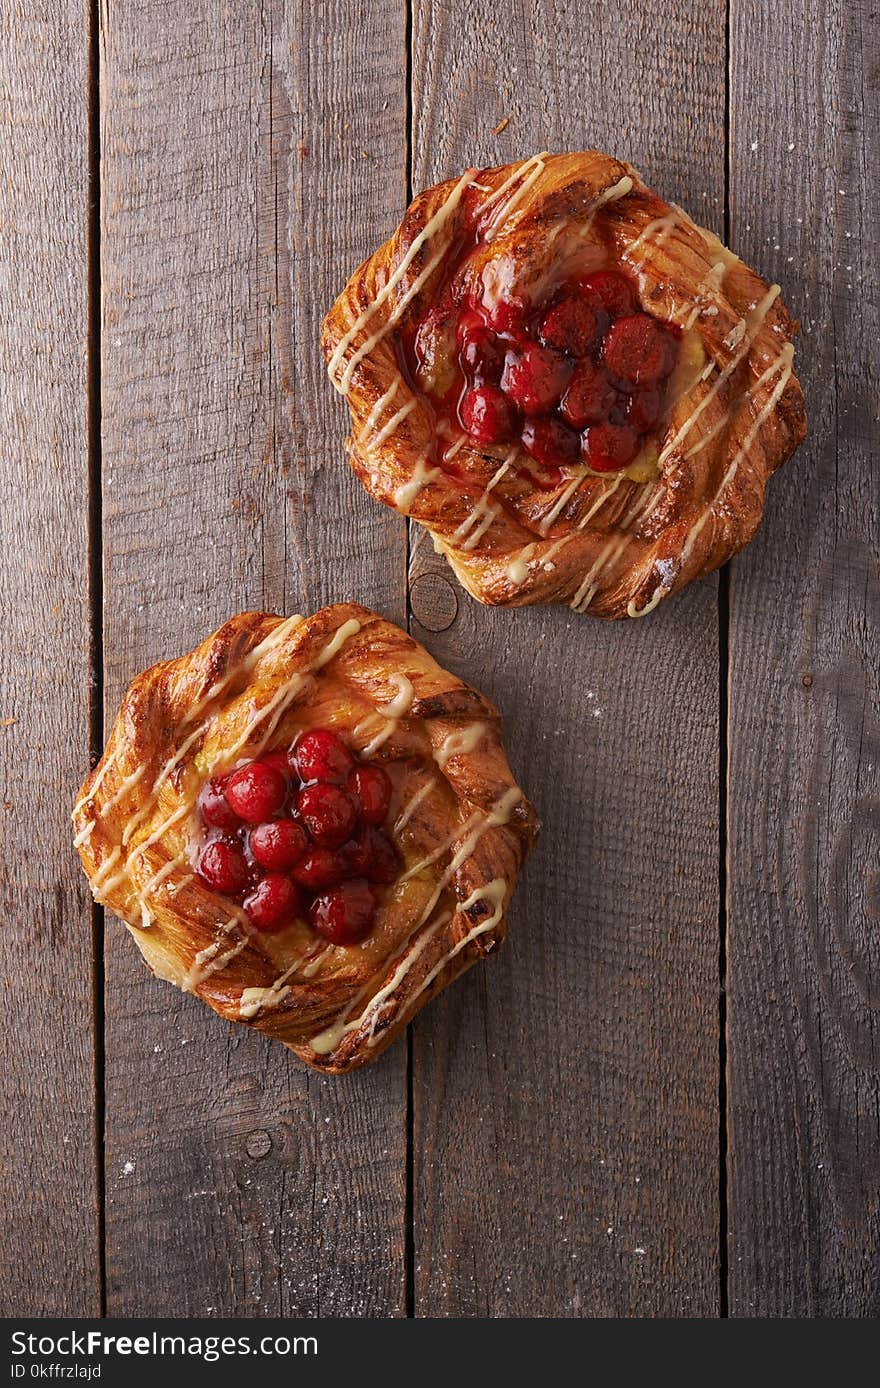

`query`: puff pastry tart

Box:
[322,150,806,618]
[72,605,537,1073]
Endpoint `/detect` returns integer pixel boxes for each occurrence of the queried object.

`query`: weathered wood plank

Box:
[0,3,99,1315]
[100,0,409,1315]
[408,1,725,1316]
[727,0,880,1317]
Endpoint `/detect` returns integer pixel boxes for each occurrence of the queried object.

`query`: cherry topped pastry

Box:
[195,729,397,945]
[324,150,805,619]
[72,604,537,1073]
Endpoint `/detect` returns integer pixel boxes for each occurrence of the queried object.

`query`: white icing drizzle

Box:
[627,341,794,618]
[102,765,146,812]
[183,912,251,991]
[138,851,187,903]
[393,456,441,509]
[434,721,486,770]
[657,283,781,469]
[453,494,501,552]
[570,535,629,613]
[354,673,415,757]
[243,613,306,670]
[573,175,635,245]
[479,154,549,239]
[358,378,400,445]
[538,473,586,535]
[506,547,534,585]
[72,751,117,817]
[626,585,668,620]
[238,942,327,1020]
[308,914,452,1057]
[625,210,680,256]
[394,778,434,833]
[371,398,416,450]
[73,820,94,848]
[329,169,478,392]
[677,343,794,572]
[387,879,508,1030]
[618,480,658,530]
[450,451,515,551]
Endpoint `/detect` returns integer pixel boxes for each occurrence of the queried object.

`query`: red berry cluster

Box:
[195,729,397,946]
[414,269,679,477]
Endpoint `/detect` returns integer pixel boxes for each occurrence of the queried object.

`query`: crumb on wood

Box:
[1,717,17,726]
[492,116,510,135]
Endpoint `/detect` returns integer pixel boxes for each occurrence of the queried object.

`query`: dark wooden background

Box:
[1,0,877,1318]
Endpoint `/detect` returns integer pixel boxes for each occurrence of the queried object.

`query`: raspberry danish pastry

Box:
[323,150,806,618]
[72,605,537,1073]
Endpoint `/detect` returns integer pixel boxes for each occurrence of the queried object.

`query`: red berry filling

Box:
[560,359,619,429]
[501,344,570,416]
[197,838,250,895]
[293,728,353,784]
[310,880,376,946]
[603,314,675,388]
[347,764,392,826]
[459,384,513,444]
[195,729,403,946]
[249,818,309,871]
[244,874,301,932]
[224,761,288,825]
[538,295,598,356]
[582,423,639,472]
[297,783,358,847]
[521,417,580,469]
[405,254,681,477]
[199,776,241,831]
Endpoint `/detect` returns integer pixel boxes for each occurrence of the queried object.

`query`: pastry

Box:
[322,150,806,618]
[72,604,537,1073]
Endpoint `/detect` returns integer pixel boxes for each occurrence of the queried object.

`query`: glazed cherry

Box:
[249,818,309,872]
[459,384,514,444]
[363,828,400,885]
[340,824,399,882]
[484,297,527,336]
[580,270,636,318]
[604,314,675,387]
[626,386,664,432]
[224,760,288,825]
[347,764,392,826]
[197,839,250,895]
[297,783,358,847]
[538,295,598,356]
[244,873,301,932]
[293,728,353,785]
[292,847,346,891]
[199,776,241,831]
[559,359,618,429]
[309,879,376,946]
[582,422,639,472]
[457,313,504,383]
[521,417,580,468]
[501,344,570,416]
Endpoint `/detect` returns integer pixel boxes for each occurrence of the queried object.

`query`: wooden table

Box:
[2,0,877,1319]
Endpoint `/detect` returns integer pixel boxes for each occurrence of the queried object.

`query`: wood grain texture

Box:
[726,0,880,1317]
[0,3,100,1314]
[99,0,409,1315]
[407,0,726,1317]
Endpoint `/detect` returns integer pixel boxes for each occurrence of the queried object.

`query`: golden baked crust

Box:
[322,150,806,619]
[73,604,537,1073]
